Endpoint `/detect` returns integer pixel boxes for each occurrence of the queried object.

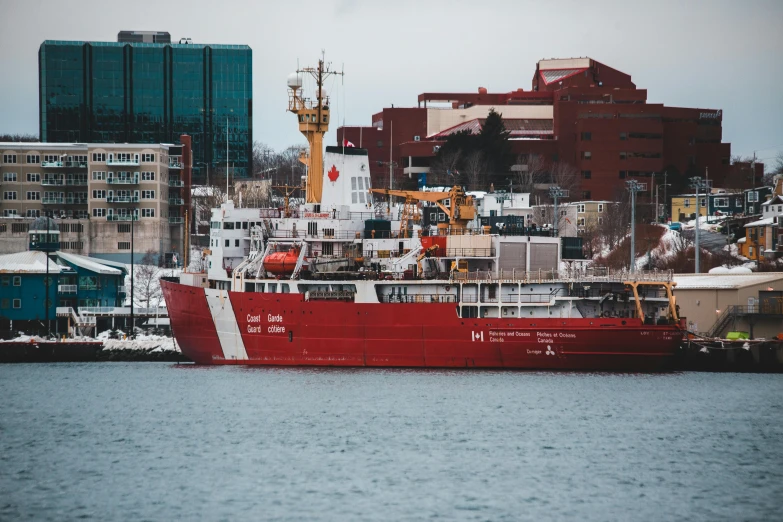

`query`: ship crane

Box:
[369,185,476,234]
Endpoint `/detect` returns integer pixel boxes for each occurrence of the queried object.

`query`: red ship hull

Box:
[162,280,683,371]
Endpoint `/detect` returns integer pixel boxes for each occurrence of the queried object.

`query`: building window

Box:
[118,242,131,250]
[92,190,106,199]
[598,204,604,213]
[714,198,728,207]
[581,151,592,160]
[619,152,627,160]
[27,173,40,182]
[578,217,586,226]
[3,191,17,200]
[235,239,240,247]
[92,171,106,181]
[43,154,59,163]
[141,208,155,218]
[13,276,21,286]
[4,210,19,217]
[377,140,383,148]
[747,191,759,202]
[684,199,690,208]
[92,153,106,162]
[26,155,40,164]
[748,205,754,214]
[3,172,17,182]
[598,217,604,225]
[141,154,155,162]
[117,224,131,233]
[141,190,155,199]
[700,198,706,207]
[619,171,627,179]
[141,171,155,181]
[619,132,627,141]
[225,239,230,247]
[581,170,591,179]
[578,204,586,213]
[323,242,334,256]
[580,132,592,141]
[3,154,17,164]
[582,191,591,199]
[12,299,21,309]
[26,209,40,218]
[26,191,40,200]
[92,208,106,217]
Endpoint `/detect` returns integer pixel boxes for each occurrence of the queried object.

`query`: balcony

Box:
[168,217,184,224]
[66,178,88,186]
[64,196,88,205]
[107,195,139,203]
[169,198,184,206]
[169,179,184,187]
[107,158,140,166]
[58,284,77,294]
[117,285,127,295]
[169,157,183,169]
[42,197,64,204]
[42,161,88,168]
[107,175,139,185]
[41,178,65,186]
[107,214,139,221]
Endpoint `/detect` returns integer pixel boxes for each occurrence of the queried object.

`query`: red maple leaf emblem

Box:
[328,165,339,182]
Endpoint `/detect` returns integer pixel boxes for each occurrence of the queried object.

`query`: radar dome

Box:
[287,73,302,89]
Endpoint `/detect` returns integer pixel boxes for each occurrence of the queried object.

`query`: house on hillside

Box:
[671,194,708,223]
[740,194,783,262]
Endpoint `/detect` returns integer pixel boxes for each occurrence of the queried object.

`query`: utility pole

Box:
[690,176,709,273]
[626,180,645,272]
[549,185,567,237]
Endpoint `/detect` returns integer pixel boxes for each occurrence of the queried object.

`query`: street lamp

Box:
[656,183,671,223]
[626,180,646,272]
[689,176,710,273]
[548,185,568,237]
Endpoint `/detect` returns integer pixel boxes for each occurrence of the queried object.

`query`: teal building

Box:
[0,218,127,337]
[39,36,252,180]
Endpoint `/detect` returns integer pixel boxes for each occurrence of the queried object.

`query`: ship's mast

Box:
[287,53,343,204]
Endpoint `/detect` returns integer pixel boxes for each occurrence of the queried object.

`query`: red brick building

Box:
[338,57,760,202]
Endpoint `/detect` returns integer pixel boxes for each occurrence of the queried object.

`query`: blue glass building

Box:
[39,38,252,180]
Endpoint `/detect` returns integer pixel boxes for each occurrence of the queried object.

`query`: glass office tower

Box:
[39,39,252,179]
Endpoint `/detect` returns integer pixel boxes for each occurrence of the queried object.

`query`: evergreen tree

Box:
[478,108,512,177]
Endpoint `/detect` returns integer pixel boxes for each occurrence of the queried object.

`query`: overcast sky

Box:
[1,0,781,166]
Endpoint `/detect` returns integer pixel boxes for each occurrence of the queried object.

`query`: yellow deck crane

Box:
[369,185,477,236]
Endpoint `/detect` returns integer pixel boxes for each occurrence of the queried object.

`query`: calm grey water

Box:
[1,364,781,522]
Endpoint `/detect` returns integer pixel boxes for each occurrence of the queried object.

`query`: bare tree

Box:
[550,161,580,197]
[429,149,462,186]
[463,151,488,191]
[580,215,602,258]
[600,201,630,251]
[516,153,549,194]
[135,249,163,310]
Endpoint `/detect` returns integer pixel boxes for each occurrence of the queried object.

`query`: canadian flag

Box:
[342,139,355,148]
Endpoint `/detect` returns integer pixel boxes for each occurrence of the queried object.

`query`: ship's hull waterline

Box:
[162,280,683,371]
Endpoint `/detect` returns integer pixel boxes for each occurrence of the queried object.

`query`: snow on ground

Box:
[683,216,724,232]
[97,329,180,352]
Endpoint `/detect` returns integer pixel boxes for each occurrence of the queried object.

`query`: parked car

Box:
[669,222,682,231]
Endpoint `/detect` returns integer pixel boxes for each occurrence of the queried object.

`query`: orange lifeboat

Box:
[263,249,300,275]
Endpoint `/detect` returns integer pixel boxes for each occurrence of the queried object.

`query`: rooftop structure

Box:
[338,57,762,205]
[39,36,252,181]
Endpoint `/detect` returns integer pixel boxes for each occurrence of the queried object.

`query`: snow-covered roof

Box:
[744,217,775,227]
[737,237,747,243]
[674,273,783,290]
[0,251,67,273]
[57,251,123,275]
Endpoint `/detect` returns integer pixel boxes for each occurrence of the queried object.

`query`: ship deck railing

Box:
[381,294,458,304]
[305,290,355,301]
[450,268,673,284]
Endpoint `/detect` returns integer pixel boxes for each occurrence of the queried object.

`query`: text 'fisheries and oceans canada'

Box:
[246,314,285,334]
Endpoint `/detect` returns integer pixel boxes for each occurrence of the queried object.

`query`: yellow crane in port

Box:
[369,185,476,236]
